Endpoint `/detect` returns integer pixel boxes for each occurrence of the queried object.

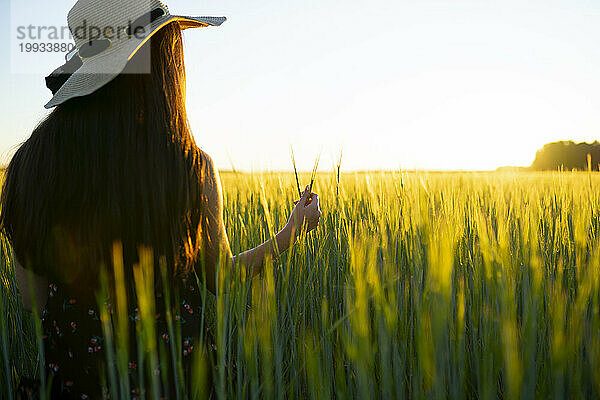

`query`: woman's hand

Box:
[286,185,322,237]
[234,185,321,276]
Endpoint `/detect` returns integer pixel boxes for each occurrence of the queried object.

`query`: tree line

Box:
[530,141,600,171]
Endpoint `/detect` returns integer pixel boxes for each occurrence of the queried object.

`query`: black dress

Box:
[39,273,216,399]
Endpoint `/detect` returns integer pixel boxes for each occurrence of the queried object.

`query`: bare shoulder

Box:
[198,149,223,210]
[199,149,217,180]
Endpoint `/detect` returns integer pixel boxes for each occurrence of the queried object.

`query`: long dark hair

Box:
[1,23,205,293]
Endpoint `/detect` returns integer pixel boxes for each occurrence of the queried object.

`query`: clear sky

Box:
[2,0,600,171]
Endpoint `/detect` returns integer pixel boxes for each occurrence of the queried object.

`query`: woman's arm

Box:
[199,153,321,290]
[14,258,48,315]
[233,187,319,277]
[233,225,294,276]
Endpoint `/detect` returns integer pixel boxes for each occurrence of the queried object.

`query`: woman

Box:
[1,1,321,398]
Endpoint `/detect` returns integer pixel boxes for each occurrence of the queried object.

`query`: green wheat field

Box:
[2,171,600,399]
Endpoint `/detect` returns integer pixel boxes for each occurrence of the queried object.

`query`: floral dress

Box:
[38,274,216,400]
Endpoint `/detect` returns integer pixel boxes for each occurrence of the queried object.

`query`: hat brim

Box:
[44,14,226,109]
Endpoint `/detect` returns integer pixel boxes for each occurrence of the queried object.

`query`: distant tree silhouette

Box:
[530,141,600,171]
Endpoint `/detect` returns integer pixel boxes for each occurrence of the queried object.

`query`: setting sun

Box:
[1,1,600,398]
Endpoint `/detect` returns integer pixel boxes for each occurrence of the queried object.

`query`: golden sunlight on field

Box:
[2,171,600,398]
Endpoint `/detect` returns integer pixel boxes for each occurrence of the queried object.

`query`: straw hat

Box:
[44,0,226,109]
